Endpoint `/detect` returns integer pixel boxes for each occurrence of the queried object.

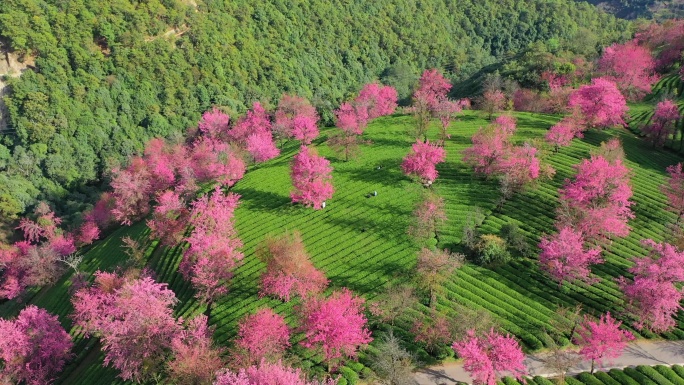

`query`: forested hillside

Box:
[578,0,684,19]
[0,0,629,227]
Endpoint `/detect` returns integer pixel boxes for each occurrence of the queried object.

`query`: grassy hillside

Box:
[0,0,630,224]
[2,110,683,383]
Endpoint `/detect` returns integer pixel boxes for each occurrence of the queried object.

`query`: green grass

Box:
[2,110,684,384]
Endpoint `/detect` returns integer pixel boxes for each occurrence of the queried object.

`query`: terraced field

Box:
[627,73,684,151]
[503,365,684,385]
[1,110,683,384]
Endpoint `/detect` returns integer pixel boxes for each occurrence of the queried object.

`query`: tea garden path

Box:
[414,339,684,384]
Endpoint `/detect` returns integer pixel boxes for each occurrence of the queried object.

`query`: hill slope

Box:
[0,0,629,223]
[2,111,683,383]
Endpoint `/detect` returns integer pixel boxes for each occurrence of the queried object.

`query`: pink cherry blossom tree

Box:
[662,163,684,224]
[546,118,580,152]
[198,107,230,141]
[568,78,628,129]
[229,102,271,144]
[215,360,337,385]
[558,155,634,243]
[481,90,507,120]
[257,231,328,301]
[71,272,181,382]
[435,100,464,145]
[462,118,513,176]
[411,69,452,140]
[401,140,446,186]
[357,82,398,118]
[408,192,448,244]
[85,192,116,230]
[1,205,77,300]
[234,308,291,366]
[190,137,246,187]
[147,190,189,247]
[181,188,243,306]
[539,226,603,285]
[273,94,320,146]
[0,305,73,385]
[573,312,634,374]
[497,143,545,199]
[110,158,152,225]
[618,240,684,333]
[168,315,224,385]
[290,146,334,209]
[330,101,371,161]
[597,40,658,101]
[452,329,527,385]
[644,99,680,148]
[411,310,453,354]
[229,102,280,162]
[300,288,372,370]
[76,220,100,246]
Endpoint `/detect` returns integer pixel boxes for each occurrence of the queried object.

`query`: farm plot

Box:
[2,111,684,384]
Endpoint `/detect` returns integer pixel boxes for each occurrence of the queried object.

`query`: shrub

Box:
[338,366,358,385]
[593,371,622,385]
[500,223,531,257]
[474,234,511,266]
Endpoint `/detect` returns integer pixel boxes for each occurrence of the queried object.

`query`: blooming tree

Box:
[568,78,628,129]
[234,308,291,366]
[357,82,398,118]
[407,192,448,244]
[452,329,527,385]
[618,240,684,333]
[415,248,463,308]
[300,288,372,370]
[215,360,337,385]
[462,118,513,176]
[168,315,224,385]
[435,99,464,145]
[182,188,243,305]
[401,140,447,185]
[72,273,180,382]
[573,313,634,374]
[497,143,544,197]
[231,102,280,162]
[1,205,77,299]
[411,69,452,140]
[147,190,189,247]
[257,231,328,301]
[290,146,334,209]
[558,155,633,242]
[273,94,319,145]
[546,118,580,152]
[597,40,658,101]
[411,310,453,354]
[0,305,73,385]
[198,107,230,140]
[644,99,680,148]
[330,101,370,161]
[539,226,603,285]
[190,137,246,187]
[481,90,506,120]
[662,163,684,223]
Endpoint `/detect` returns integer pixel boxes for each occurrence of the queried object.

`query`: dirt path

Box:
[414,339,684,384]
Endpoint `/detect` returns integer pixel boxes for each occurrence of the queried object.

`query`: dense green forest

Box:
[579,0,684,19]
[0,0,629,228]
